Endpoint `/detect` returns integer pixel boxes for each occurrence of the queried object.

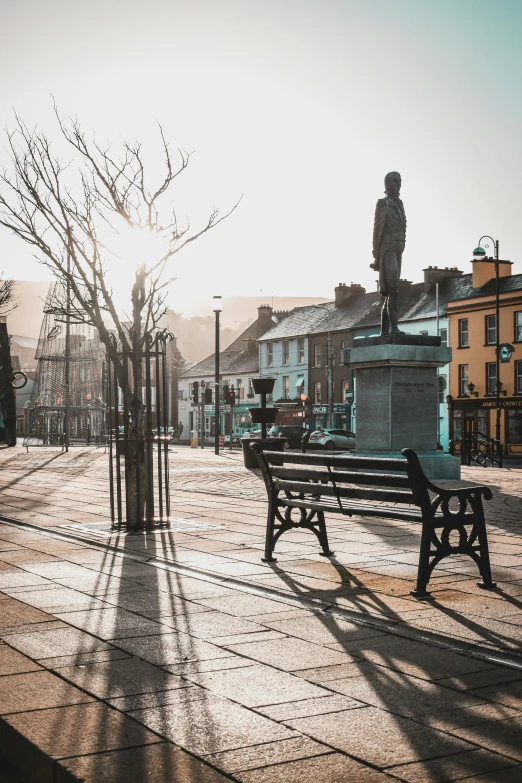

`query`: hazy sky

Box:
[1,0,521,316]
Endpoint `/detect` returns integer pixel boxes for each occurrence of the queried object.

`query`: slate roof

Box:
[258,271,522,341]
[446,272,522,302]
[256,303,334,341]
[181,345,259,379]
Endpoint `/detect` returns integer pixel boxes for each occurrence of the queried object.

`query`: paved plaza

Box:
[0,444,522,782]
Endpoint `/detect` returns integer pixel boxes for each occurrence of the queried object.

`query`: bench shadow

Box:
[261,556,522,777]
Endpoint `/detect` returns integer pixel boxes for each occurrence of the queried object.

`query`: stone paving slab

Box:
[55,741,234,783]
[55,657,190,699]
[2,447,522,781]
[233,752,399,782]
[0,670,94,714]
[286,707,475,767]
[0,645,42,676]
[128,694,297,755]
[202,736,331,775]
[1,702,162,783]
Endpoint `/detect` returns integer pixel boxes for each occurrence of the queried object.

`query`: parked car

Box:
[268,425,306,449]
[308,428,356,450]
[241,429,263,439]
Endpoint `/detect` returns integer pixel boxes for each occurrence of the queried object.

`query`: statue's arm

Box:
[372,200,386,260]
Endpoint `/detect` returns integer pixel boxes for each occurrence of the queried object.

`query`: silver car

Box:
[308,428,356,450]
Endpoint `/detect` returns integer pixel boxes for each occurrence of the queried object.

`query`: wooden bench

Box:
[251,444,496,597]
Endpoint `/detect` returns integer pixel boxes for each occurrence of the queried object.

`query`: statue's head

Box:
[384,171,401,198]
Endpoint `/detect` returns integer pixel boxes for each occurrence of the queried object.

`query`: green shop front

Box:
[204,401,259,438]
[311,403,352,432]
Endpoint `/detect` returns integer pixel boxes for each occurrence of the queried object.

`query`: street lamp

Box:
[213,296,222,455]
[472,236,502,465]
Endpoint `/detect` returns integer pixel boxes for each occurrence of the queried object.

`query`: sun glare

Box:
[104,223,171,318]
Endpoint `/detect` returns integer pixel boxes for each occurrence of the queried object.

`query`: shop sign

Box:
[333,404,351,413]
[312,405,328,414]
[481,398,522,408]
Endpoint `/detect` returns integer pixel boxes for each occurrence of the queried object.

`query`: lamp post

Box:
[213,296,222,455]
[472,237,502,466]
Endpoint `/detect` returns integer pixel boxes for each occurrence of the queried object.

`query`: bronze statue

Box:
[371,171,406,335]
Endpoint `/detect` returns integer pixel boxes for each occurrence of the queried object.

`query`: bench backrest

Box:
[250,446,433,515]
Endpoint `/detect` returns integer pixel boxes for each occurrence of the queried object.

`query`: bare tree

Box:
[0,107,238,524]
[0,278,17,315]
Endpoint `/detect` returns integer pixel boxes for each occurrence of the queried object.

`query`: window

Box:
[515,312,522,342]
[420,330,428,336]
[485,314,496,345]
[439,328,448,348]
[314,381,322,403]
[298,338,305,363]
[486,362,497,395]
[283,341,290,365]
[314,344,321,368]
[459,364,469,396]
[507,409,522,442]
[237,380,244,400]
[341,340,349,350]
[296,375,305,393]
[283,376,290,399]
[516,361,522,394]
[248,378,254,397]
[267,343,273,366]
[459,318,469,348]
[341,379,351,402]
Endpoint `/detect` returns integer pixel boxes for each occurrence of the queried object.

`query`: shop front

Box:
[449,397,522,452]
[199,402,260,439]
[275,400,307,426]
[311,403,352,431]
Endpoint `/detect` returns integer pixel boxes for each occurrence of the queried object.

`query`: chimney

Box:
[243,337,257,352]
[398,279,413,289]
[335,282,366,307]
[256,305,274,338]
[423,266,464,293]
[472,259,512,289]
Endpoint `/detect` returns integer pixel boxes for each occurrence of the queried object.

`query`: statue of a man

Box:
[371,171,406,335]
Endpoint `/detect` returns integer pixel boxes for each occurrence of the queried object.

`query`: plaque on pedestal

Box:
[344,335,460,479]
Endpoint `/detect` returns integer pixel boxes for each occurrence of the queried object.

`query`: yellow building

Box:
[447,258,522,450]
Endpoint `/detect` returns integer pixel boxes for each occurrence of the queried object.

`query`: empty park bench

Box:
[251,444,496,597]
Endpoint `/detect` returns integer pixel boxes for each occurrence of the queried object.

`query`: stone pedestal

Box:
[344,335,460,479]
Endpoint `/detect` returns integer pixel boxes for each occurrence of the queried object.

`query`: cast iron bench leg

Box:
[476,516,497,590]
[411,521,433,598]
[261,496,278,563]
[317,510,334,557]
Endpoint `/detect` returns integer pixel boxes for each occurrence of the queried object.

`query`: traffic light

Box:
[204,386,212,404]
[191,381,199,404]
[222,384,229,402]
[228,387,236,406]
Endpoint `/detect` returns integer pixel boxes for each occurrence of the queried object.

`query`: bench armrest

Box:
[431,485,492,502]
[401,448,493,511]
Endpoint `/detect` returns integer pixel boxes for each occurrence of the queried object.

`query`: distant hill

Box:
[179,295,331,330]
[4,284,331,365]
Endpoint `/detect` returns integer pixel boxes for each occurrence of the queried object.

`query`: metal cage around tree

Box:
[106,329,173,531]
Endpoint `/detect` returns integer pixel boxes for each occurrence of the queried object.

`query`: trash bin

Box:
[241,437,286,469]
[190,430,198,448]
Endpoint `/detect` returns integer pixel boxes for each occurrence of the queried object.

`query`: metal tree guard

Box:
[106,329,173,531]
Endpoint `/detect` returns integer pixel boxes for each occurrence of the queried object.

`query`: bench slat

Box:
[262,450,408,473]
[274,479,416,505]
[278,496,422,521]
[269,466,411,489]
